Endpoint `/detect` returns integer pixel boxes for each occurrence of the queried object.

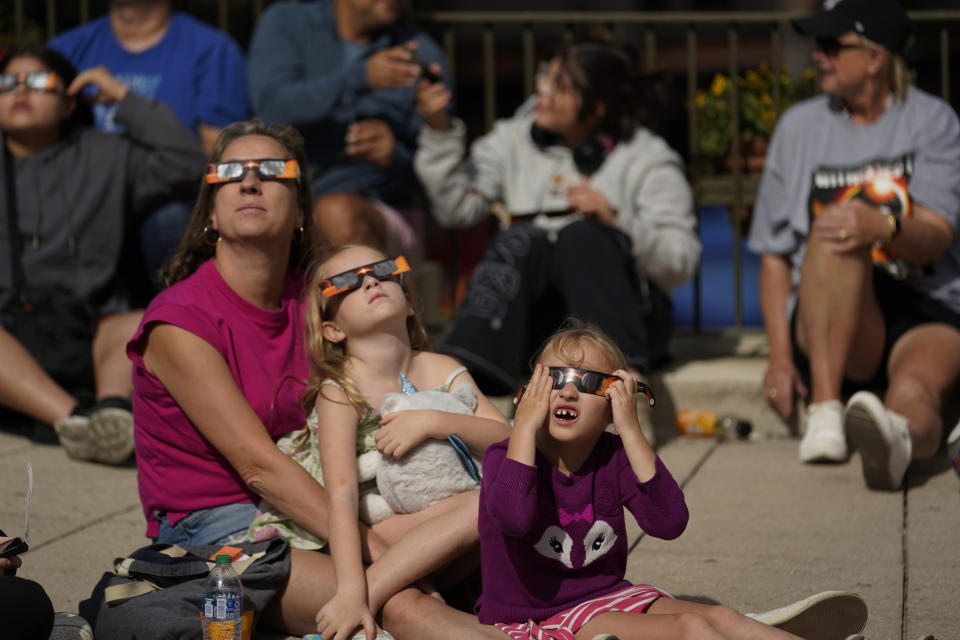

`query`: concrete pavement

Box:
[1,331,958,639]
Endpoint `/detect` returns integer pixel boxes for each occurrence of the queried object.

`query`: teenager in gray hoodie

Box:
[414,41,700,395]
[0,45,205,463]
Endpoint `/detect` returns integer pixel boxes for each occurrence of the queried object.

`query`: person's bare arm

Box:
[375,366,511,459]
[759,254,807,419]
[892,202,954,264]
[314,388,377,640]
[141,324,389,560]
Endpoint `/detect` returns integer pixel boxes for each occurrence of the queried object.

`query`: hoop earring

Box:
[293,224,305,245]
[202,224,220,246]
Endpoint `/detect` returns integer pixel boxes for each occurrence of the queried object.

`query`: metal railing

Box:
[9,4,960,330]
[409,10,960,330]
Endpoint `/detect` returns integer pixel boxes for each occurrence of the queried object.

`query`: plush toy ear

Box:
[451,383,478,413]
[321,320,346,343]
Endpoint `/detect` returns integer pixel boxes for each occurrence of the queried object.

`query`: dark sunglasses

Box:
[205,158,300,184]
[514,366,655,406]
[320,256,411,299]
[814,38,864,57]
[0,71,59,94]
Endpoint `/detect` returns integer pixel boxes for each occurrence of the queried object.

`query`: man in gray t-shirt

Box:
[747,0,960,491]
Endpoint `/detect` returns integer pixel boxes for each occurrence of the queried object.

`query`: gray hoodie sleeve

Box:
[414,117,504,228]
[112,91,207,213]
[612,131,700,292]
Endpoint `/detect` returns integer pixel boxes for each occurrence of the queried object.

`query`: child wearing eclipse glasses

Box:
[248,245,511,640]
[477,320,810,639]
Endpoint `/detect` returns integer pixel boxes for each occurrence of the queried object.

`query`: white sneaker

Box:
[746,590,867,638]
[799,400,847,463]
[88,406,135,465]
[844,391,911,490]
[54,406,134,465]
[947,419,960,477]
[53,414,96,462]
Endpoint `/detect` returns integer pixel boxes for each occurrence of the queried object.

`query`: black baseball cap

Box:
[792,0,913,55]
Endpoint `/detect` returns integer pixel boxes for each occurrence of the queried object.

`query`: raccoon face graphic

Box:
[534,520,618,569]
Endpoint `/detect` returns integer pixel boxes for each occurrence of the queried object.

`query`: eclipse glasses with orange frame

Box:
[205,158,300,184]
[514,366,655,406]
[320,256,411,299]
[0,71,59,94]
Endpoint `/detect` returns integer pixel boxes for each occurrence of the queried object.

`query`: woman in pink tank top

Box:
[126,119,509,640]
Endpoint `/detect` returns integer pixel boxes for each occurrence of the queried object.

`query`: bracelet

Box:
[885,212,901,244]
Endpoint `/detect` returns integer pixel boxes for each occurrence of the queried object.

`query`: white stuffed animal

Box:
[357,383,481,524]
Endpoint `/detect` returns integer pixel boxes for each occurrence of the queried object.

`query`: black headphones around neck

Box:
[530,123,612,177]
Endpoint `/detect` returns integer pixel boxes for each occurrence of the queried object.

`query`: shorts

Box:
[792,269,960,394]
[494,584,672,640]
[154,502,258,547]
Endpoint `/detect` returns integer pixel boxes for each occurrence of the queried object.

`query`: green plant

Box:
[696,64,819,164]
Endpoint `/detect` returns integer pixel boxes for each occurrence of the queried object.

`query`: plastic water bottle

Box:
[201,554,243,640]
[676,408,752,441]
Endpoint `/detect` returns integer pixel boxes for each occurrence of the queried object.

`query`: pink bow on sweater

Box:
[557,504,593,526]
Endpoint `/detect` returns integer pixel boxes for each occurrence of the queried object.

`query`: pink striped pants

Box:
[494,584,673,640]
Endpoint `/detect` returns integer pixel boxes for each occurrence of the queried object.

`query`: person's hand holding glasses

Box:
[514,366,655,406]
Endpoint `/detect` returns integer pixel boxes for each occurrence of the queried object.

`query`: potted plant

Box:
[695,63,819,174]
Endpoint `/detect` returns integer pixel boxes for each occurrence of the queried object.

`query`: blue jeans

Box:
[155,502,258,546]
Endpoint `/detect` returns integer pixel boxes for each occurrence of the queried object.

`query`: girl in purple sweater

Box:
[477,320,805,639]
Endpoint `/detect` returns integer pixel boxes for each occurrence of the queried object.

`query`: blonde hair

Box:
[857,34,913,101]
[533,318,627,373]
[301,245,431,415]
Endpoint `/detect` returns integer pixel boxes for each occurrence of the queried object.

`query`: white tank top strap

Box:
[439,366,468,391]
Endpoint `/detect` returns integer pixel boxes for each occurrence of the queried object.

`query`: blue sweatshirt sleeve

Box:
[620,454,688,540]
[247,3,367,126]
[480,441,540,537]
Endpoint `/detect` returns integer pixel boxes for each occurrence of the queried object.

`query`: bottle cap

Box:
[215,554,232,563]
[735,420,753,438]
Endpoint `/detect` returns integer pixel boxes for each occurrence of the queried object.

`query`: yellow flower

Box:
[696,63,819,166]
[711,73,726,96]
[745,70,764,92]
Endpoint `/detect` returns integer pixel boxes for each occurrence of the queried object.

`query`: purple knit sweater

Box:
[476,432,689,624]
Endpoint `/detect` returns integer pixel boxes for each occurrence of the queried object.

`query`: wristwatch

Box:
[885,212,901,243]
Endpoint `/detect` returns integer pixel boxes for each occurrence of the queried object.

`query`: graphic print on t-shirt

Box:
[807,153,917,280]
